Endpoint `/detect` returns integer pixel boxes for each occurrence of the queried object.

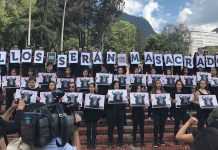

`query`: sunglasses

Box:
[69,86,75,88]
[28,70,33,72]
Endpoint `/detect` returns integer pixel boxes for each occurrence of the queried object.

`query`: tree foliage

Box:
[105,20,137,52]
[0,0,125,51]
[161,24,190,52]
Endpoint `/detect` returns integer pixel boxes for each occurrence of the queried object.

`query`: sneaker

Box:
[159,139,166,145]
[148,117,152,120]
[167,117,170,121]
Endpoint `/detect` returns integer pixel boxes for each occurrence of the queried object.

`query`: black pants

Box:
[107,105,125,144]
[197,108,212,130]
[174,109,189,137]
[132,107,145,143]
[148,103,152,118]
[153,108,168,142]
[86,121,97,145]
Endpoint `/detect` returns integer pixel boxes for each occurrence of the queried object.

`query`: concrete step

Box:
[80,133,176,144]
[79,125,178,135]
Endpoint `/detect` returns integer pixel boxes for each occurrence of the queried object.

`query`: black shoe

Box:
[87,143,92,148]
[108,142,114,148]
[153,141,158,148]
[118,143,125,148]
[133,141,137,147]
[92,141,96,149]
[159,139,166,145]
[140,142,145,147]
[174,141,180,146]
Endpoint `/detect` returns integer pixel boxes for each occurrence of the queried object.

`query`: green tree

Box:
[105,20,137,52]
[0,0,30,49]
[145,34,162,51]
[31,0,61,49]
[136,28,146,51]
[93,0,125,49]
[161,24,190,52]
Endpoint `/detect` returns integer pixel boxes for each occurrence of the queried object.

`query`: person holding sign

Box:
[170,80,189,146]
[5,69,19,109]
[65,82,80,114]
[209,67,218,99]
[131,85,145,147]
[84,83,99,149]
[150,79,168,148]
[106,81,126,148]
[24,77,40,100]
[79,68,91,94]
[195,80,212,130]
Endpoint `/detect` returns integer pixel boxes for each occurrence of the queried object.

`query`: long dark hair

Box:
[197,79,208,91]
[64,67,72,77]
[151,79,165,94]
[174,79,185,92]
[111,81,120,89]
[68,82,77,92]
[131,85,142,92]
[88,83,96,94]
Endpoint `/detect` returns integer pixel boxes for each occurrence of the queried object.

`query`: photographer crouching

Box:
[6,89,82,150]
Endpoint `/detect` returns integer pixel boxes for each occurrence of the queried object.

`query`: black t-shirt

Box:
[24,87,40,97]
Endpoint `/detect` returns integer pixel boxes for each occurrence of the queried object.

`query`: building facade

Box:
[189,31,218,55]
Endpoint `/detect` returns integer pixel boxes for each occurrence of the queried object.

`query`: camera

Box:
[20,89,83,147]
[51,88,65,102]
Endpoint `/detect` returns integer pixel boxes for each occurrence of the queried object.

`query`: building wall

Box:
[189,31,218,55]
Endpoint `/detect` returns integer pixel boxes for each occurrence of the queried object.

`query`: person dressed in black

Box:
[97,65,110,123]
[195,79,212,130]
[170,80,190,145]
[79,68,91,94]
[131,85,145,147]
[0,99,26,148]
[209,67,218,98]
[181,66,192,94]
[107,81,125,148]
[128,48,139,74]
[150,79,168,148]
[24,76,40,98]
[176,107,218,150]
[64,82,80,114]
[84,83,100,148]
[5,68,20,110]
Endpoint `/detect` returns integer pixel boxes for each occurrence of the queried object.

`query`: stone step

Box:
[81,143,191,150]
[79,133,176,145]
[79,125,178,135]
[80,119,176,127]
